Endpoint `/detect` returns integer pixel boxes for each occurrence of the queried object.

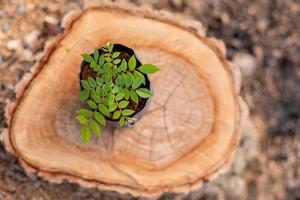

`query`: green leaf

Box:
[88,77,96,87]
[134,71,146,85]
[93,49,99,61]
[96,86,104,96]
[86,100,97,109]
[79,90,89,101]
[94,111,106,126]
[112,85,118,94]
[127,117,136,123]
[135,88,152,98]
[118,86,124,93]
[113,111,121,119]
[115,92,124,101]
[129,90,139,104]
[104,57,112,62]
[113,59,121,64]
[118,59,127,72]
[104,75,111,84]
[109,103,117,112]
[81,80,90,90]
[91,90,100,103]
[125,72,134,87]
[98,55,105,66]
[119,101,129,108]
[81,125,91,143]
[93,64,100,72]
[78,109,92,118]
[82,54,94,63]
[120,73,126,86]
[112,52,120,58]
[128,55,136,70]
[108,94,115,106]
[122,73,127,85]
[103,62,113,68]
[102,84,110,93]
[98,104,110,117]
[76,115,88,125]
[123,109,135,116]
[115,74,124,86]
[102,98,109,106]
[98,68,104,74]
[91,61,100,72]
[119,117,125,127]
[90,60,98,69]
[123,88,130,100]
[108,44,114,53]
[131,77,143,90]
[102,47,108,52]
[96,77,103,85]
[90,119,101,137]
[138,64,160,74]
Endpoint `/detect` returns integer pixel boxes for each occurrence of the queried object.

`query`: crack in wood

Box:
[148,128,156,161]
[186,95,209,102]
[110,163,145,189]
[152,99,164,107]
[162,74,188,149]
[143,107,163,116]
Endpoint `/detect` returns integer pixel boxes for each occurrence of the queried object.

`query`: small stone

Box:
[16,4,26,15]
[2,23,9,33]
[19,49,33,61]
[24,30,41,49]
[220,12,230,24]
[220,176,246,199]
[43,22,62,36]
[27,3,35,11]
[43,16,62,36]
[1,48,11,58]
[170,0,183,9]
[192,185,225,200]
[257,19,268,31]
[185,0,206,12]
[44,15,59,25]
[0,31,4,40]
[233,53,257,77]
[33,51,44,61]
[65,2,81,13]
[7,39,22,51]
[48,2,60,12]
[232,148,246,174]
[242,120,259,161]
[136,0,162,4]
[0,10,5,18]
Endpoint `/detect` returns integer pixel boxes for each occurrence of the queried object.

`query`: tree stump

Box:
[1,2,247,198]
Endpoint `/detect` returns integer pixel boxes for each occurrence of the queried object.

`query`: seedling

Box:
[76,43,159,143]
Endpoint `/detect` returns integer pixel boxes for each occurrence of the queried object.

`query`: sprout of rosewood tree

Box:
[76,43,159,143]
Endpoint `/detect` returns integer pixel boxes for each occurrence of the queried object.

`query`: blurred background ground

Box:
[0,0,299,199]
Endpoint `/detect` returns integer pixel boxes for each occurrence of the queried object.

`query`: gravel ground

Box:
[0,0,299,199]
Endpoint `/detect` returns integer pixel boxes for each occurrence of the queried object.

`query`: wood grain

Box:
[1,2,247,197]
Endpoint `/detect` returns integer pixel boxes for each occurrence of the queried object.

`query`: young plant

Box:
[76,43,159,143]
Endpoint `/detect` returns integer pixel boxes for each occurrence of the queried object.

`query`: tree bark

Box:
[1,2,247,198]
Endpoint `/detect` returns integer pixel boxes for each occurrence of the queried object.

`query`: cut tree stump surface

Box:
[2,2,247,197]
